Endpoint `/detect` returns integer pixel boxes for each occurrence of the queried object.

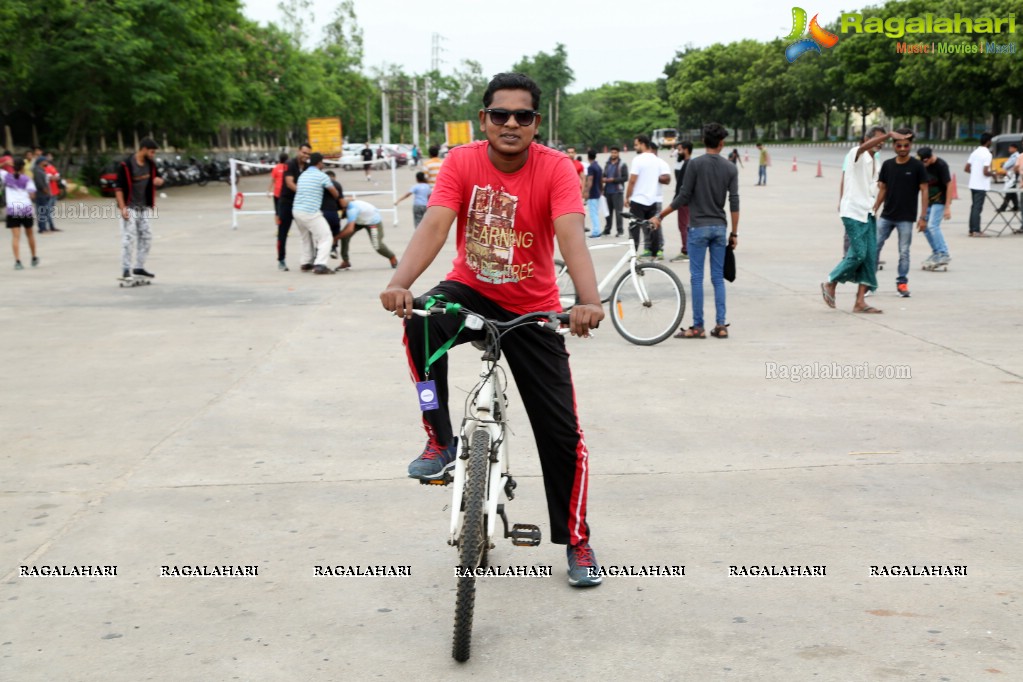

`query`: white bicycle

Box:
[554,215,686,345]
[410,297,570,662]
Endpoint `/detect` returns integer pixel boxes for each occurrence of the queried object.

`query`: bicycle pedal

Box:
[419,472,453,486]
[508,523,541,547]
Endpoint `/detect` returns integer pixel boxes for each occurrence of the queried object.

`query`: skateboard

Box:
[922,260,948,272]
[118,276,152,288]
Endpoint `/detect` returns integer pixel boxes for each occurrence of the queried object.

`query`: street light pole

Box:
[379,78,391,144]
[424,76,431,149]
[412,79,420,149]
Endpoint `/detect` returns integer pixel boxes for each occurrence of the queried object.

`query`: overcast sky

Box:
[241,0,860,93]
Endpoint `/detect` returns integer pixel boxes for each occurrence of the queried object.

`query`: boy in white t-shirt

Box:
[625,135,671,258]
[964,132,993,237]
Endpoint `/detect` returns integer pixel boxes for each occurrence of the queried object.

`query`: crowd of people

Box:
[822,128,1020,313]
[267,143,448,274]
[1,147,64,270]
[4,123,1015,325]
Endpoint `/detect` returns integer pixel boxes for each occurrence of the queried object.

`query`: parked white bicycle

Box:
[408,296,570,662]
[555,214,686,345]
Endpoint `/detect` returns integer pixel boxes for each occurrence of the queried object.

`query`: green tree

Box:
[512,43,574,140]
[665,41,761,132]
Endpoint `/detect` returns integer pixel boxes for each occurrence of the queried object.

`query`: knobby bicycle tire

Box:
[452,430,490,662]
[609,263,686,345]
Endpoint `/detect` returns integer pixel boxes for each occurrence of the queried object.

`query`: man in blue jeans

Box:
[874,128,928,298]
[583,149,603,237]
[917,147,953,269]
[650,122,739,338]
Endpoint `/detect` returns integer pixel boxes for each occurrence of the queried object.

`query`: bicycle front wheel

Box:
[452,430,490,662]
[609,263,686,345]
[553,259,577,311]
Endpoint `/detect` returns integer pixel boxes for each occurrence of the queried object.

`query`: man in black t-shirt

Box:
[322,169,346,264]
[361,143,374,182]
[917,147,953,269]
[115,138,164,279]
[276,143,311,271]
[874,129,929,298]
[669,141,694,261]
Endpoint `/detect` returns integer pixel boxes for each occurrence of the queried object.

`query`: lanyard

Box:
[423,295,464,379]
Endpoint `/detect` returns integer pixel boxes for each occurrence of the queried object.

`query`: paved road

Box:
[2,148,1020,680]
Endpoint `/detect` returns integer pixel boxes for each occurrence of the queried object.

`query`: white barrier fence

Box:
[228,157,399,229]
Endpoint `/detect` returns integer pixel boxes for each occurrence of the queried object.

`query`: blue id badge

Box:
[416,380,439,411]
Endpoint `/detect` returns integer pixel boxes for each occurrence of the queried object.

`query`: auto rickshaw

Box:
[991,133,1022,183]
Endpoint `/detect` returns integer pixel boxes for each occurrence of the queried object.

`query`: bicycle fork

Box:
[448,364,541,550]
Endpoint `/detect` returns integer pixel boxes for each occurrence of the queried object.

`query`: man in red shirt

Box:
[566,146,585,191]
[380,73,605,587]
[268,152,289,218]
[43,158,62,232]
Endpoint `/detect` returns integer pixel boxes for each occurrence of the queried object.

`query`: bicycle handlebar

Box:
[410,296,570,330]
[621,211,652,227]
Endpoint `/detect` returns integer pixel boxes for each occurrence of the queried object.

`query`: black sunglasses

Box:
[484,108,539,126]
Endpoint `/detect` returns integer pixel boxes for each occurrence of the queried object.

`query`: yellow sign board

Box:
[306,117,343,156]
[445,121,473,147]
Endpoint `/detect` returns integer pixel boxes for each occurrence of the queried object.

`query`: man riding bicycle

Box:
[380,73,605,587]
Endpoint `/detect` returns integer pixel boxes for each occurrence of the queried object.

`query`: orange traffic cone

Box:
[792,156,798,172]
[816,160,823,178]
[949,174,959,200]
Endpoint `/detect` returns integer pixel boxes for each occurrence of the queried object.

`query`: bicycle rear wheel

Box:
[553,259,577,311]
[452,430,490,662]
[609,263,686,345]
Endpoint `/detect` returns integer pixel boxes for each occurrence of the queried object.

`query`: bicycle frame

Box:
[566,233,656,306]
[408,302,567,554]
[448,354,508,548]
[588,239,638,302]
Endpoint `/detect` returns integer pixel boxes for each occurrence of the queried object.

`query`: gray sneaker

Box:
[937,254,951,266]
[566,541,603,587]
[14,261,24,270]
[407,437,458,480]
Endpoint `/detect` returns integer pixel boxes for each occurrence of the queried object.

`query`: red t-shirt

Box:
[271,163,287,197]
[428,141,583,314]
[571,158,584,177]
[45,163,60,195]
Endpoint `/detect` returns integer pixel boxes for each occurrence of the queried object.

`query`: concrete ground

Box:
[2,147,1020,681]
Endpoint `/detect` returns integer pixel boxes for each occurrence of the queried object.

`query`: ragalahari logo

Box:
[785,7,840,62]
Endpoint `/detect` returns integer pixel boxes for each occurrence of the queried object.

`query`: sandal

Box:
[710,324,730,338]
[674,326,705,339]
[820,282,836,309]
[853,306,883,314]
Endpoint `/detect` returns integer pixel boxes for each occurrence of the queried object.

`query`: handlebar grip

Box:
[410,296,463,315]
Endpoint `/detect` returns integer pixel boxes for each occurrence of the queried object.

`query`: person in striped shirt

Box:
[292,153,344,274]
[424,145,443,186]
